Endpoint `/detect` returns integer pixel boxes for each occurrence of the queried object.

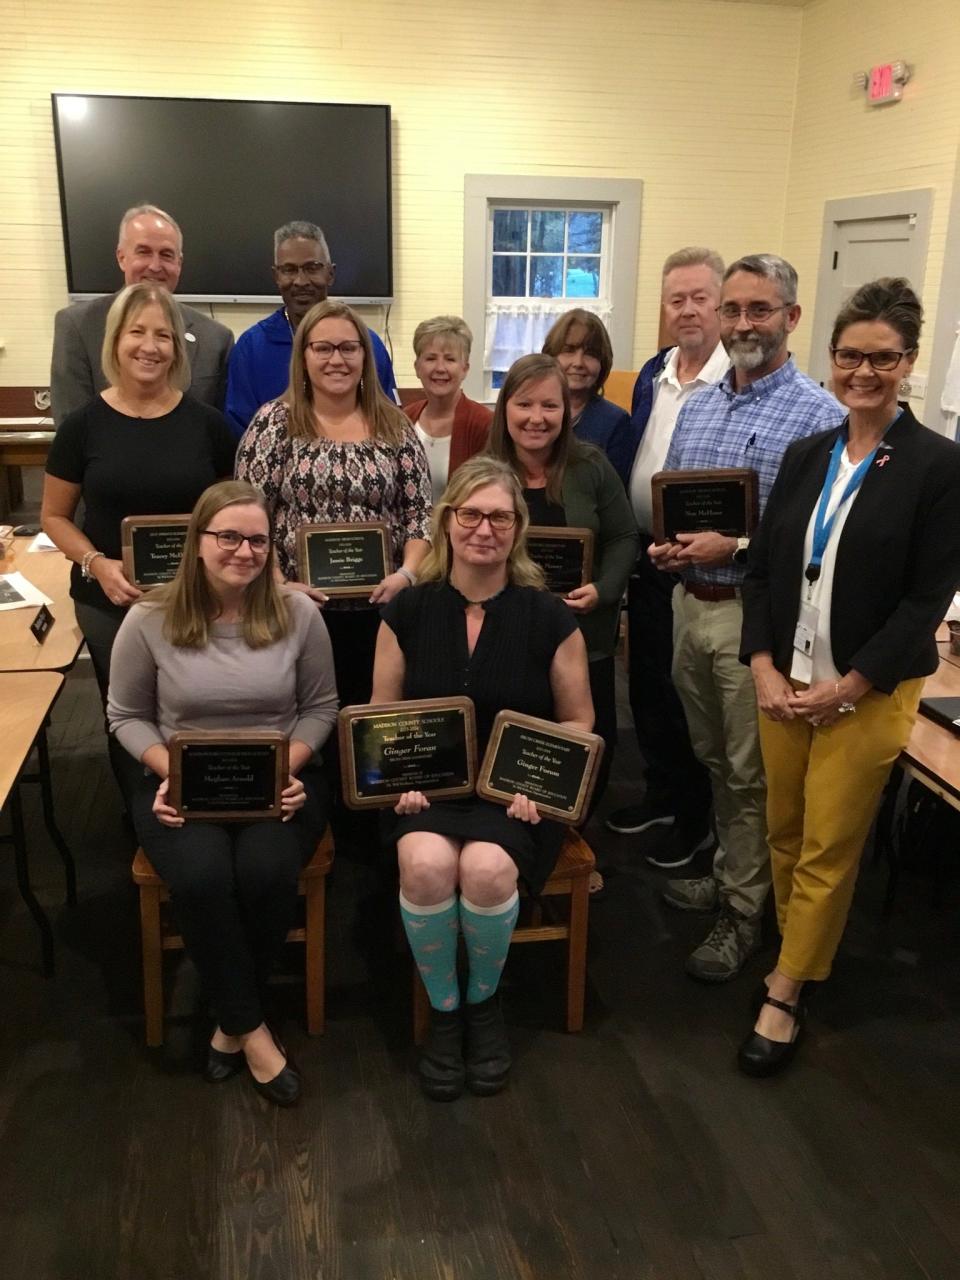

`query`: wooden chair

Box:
[131,828,334,1048]
[412,830,595,1044]
[603,369,638,413]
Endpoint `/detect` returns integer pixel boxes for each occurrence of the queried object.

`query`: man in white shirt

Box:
[606,247,730,869]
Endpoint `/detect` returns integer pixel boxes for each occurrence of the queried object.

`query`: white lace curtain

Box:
[483,299,613,374]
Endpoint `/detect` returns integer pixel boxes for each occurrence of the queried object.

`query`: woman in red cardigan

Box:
[404,315,492,501]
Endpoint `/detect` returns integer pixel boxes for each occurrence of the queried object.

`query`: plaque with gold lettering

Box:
[296,521,391,598]
[167,730,288,820]
[526,526,595,595]
[338,698,478,809]
[651,469,758,543]
[477,711,604,825]
[121,514,191,588]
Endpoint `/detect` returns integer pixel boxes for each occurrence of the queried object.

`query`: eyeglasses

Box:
[717,304,787,323]
[275,261,329,282]
[200,529,271,552]
[305,340,363,360]
[830,347,915,371]
[451,507,518,531]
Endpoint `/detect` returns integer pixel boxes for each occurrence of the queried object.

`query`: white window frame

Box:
[463,175,642,403]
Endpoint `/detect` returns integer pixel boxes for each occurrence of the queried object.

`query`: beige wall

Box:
[1,0,958,394]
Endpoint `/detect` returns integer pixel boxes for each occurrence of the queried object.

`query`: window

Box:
[463,177,642,403]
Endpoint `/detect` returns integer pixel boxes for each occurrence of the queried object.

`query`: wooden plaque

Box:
[477,710,605,825]
[167,730,288,821]
[121,515,191,588]
[338,697,478,809]
[526,526,595,595]
[651,469,758,543]
[296,522,391,597]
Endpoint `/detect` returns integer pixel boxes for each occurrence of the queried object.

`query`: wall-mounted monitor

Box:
[51,94,393,303]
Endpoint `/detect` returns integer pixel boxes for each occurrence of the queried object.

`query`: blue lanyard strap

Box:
[804,429,878,583]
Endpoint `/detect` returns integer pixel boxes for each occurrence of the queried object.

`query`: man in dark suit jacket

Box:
[50,204,234,425]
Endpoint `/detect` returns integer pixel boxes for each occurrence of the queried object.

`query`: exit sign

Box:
[860,61,911,106]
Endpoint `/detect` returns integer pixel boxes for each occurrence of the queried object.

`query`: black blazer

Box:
[740,404,960,694]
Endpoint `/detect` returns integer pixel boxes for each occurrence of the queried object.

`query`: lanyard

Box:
[804,428,879,584]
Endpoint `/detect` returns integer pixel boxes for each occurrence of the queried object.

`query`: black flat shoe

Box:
[738,994,804,1078]
[418,1007,465,1102]
[203,1045,245,1084]
[464,994,511,1096]
[249,1030,302,1107]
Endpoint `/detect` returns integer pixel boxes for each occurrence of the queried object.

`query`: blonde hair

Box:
[100,283,190,391]
[284,299,409,444]
[416,455,545,589]
[662,246,725,283]
[152,480,290,649]
[412,315,473,362]
[486,353,583,506]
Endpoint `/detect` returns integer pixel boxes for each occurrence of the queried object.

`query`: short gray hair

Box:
[724,254,798,306]
[273,220,331,262]
[117,205,183,253]
[662,246,724,284]
[101,283,190,391]
[412,315,473,361]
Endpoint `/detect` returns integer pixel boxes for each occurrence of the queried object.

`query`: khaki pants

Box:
[671,588,769,917]
[758,678,922,981]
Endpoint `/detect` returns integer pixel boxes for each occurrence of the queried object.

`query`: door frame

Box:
[807,189,933,390]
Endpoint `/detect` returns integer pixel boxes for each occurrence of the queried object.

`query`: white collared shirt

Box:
[628,340,731,531]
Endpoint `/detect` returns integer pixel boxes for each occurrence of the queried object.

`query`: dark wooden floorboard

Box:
[2,659,960,1279]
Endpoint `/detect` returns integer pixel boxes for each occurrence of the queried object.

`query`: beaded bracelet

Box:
[81,549,105,580]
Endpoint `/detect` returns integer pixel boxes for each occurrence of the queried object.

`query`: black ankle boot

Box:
[419,1007,465,1101]
[464,994,511,1096]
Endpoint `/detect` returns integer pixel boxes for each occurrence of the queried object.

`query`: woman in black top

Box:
[371,455,594,1100]
[738,279,960,1077]
[43,283,236,788]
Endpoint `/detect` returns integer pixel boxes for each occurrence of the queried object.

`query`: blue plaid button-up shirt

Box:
[664,357,843,587]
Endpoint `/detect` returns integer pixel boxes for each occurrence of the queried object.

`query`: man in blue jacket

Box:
[606,247,729,869]
[225,219,397,438]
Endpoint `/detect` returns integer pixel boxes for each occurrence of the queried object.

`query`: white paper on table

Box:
[27,531,58,552]
[0,572,54,611]
[945,592,960,624]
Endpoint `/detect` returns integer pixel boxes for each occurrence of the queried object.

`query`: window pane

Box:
[492,370,507,390]
[530,255,563,297]
[566,256,601,298]
[530,210,564,253]
[568,211,602,254]
[493,209,528,251]
[492,254,527,296]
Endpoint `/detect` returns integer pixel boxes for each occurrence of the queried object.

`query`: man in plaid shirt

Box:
[650,254,843,982]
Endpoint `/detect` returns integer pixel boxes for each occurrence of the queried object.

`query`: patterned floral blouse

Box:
[235,399,433,602]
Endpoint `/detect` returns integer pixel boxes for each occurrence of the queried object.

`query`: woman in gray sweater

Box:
[108,480,338,1106]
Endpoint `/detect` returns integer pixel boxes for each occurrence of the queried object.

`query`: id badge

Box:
[793,600,818,657]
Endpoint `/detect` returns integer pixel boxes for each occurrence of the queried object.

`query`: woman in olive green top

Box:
[487,354,638,870]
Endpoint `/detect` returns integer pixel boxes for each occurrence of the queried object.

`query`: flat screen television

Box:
[51,94,393,303]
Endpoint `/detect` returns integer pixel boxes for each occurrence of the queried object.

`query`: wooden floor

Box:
[2,633,960,1276]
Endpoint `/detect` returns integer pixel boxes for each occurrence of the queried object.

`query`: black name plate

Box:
[296,522,391,597]
[338,698,478,809]
[121,515,191,588]
[30,604,54,645]
[477,711,604,825]
[651,469,758,543]
[168,730,288,820]
[527,526,595,595]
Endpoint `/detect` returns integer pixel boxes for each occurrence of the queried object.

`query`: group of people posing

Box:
[42,203,960,1105]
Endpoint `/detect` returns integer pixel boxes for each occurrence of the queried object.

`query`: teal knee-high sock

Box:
[399,892,461,1011]
[459,892,519,1004]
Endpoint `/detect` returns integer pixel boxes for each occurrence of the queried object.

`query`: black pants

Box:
[587,655,617,822]
[75,599,143,804]
[322,607,382,845]
[627,549,711,823]
[130,768,329,1036]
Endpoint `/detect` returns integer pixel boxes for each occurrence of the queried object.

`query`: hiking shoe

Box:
[606,799,675,835]
[646,824,714,870]
[685,905,762,983]
[661,874,720,913]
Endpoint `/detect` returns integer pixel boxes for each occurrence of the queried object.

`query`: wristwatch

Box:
[732,537,750,566]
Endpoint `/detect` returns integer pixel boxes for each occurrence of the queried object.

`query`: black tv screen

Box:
[52,94,393,302]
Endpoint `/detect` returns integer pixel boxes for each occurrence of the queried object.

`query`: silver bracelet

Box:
[81,550,105,580]
[397,566,417,587]
[835,681,856,715]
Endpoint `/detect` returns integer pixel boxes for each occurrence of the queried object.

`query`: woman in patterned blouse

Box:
[236,300,432,710]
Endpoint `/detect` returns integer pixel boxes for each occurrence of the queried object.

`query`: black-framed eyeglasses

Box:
[275,261,329,282]
[830,347,915,371]
[305,340,363,359]
[200,529,271,552]
[717,303,787,323]
[451,507,518,531]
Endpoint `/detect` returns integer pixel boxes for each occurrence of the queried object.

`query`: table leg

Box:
[8,784,55,977]
[35,724,77,905]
